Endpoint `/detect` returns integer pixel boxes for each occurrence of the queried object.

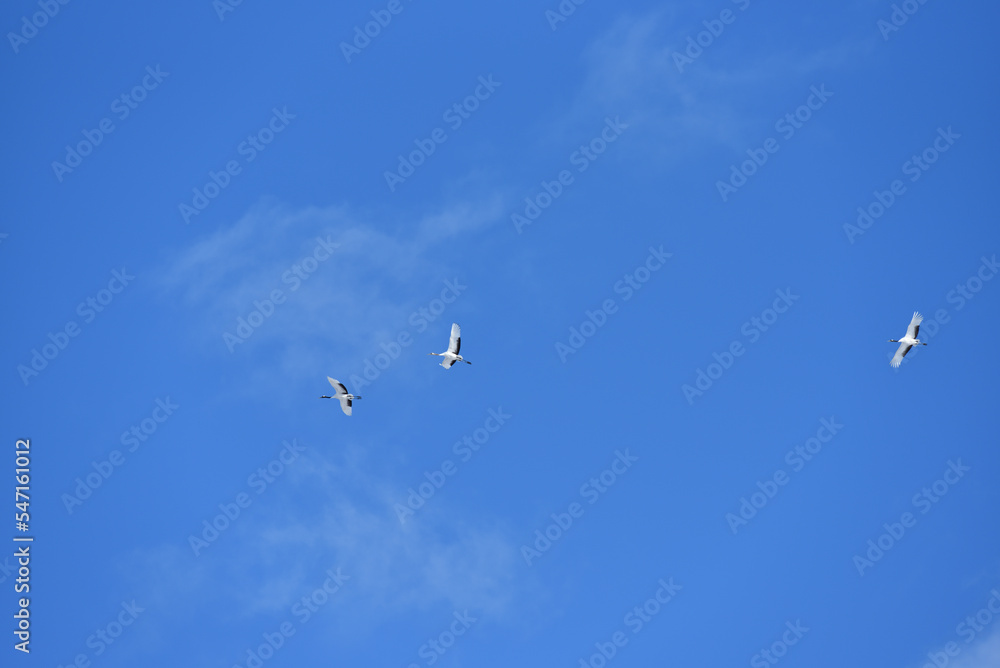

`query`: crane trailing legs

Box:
[429,322,471,369]
[888,311,928,368]
[320,377,361,415]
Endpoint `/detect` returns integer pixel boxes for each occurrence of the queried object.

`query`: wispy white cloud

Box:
[908,601,1000,668]
[252,444,522,617]
[555,12,871,154]
[146,190,523,629]
[123,443,528,637]
[949,629,1000,668]
[157,195,504,391]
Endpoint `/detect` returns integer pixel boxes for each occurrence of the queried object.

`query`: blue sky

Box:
[3,0,999,666]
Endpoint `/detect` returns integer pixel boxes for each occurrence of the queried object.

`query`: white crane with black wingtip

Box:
[429,322,472,369]
[320,377,361,415]
[888,311,928,368]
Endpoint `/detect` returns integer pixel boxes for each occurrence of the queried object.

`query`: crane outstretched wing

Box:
[890,342,912,368]
[448,323,461,355]
[906,312,923,340]
[327,377,348,397]
[339,396,352,416]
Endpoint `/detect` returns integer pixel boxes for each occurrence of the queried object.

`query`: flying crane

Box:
[320,377,362,415]
[429,323,472,369]
[888,312,928,368]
